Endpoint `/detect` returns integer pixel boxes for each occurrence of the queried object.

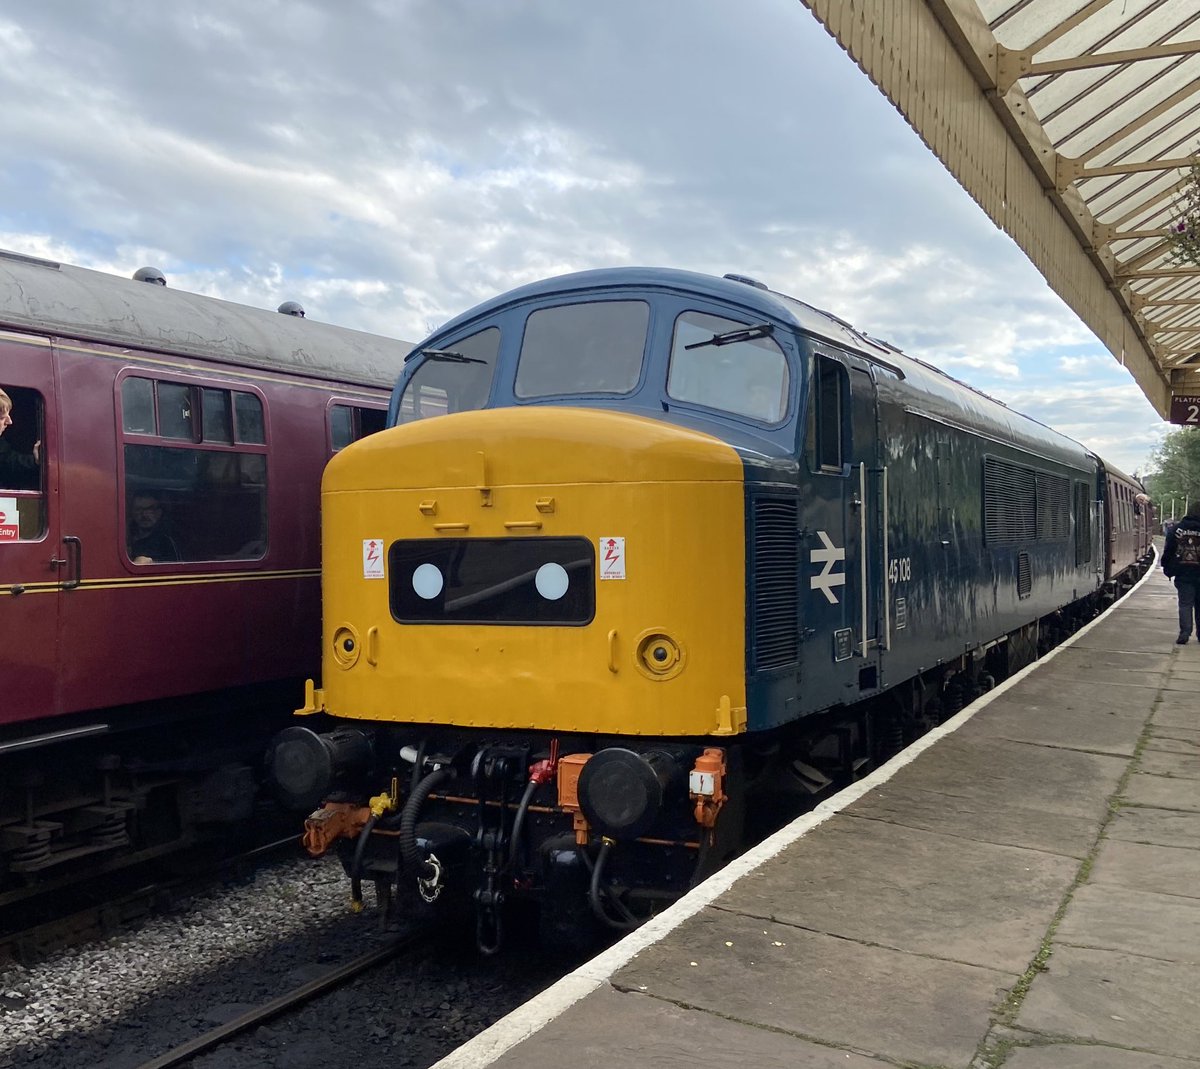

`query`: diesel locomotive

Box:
[0,249,410,897]
[271,268,1154,950]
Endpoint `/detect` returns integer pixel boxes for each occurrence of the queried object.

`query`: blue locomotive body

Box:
[279,267,1151,948]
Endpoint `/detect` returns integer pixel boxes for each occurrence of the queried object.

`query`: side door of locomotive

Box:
[0,335,62,720]
[804,348,883,685]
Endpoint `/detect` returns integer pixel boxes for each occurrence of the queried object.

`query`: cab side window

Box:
[0,385,46,540]
[806,355,848,473]
[120,375,268,564]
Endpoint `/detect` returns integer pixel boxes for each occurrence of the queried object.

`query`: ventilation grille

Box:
[984,457,1070,546]
[1037,473,1070,540]
[1017,552,1032,599]
[752,497,798,671]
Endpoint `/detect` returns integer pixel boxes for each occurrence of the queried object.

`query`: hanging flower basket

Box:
[1166,156,1200,267]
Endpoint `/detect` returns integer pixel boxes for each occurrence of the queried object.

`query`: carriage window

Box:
[121,377,155,433]
[330,404,387,451]
[234,391,265,444]
[0,385,46,539]
[398,327,500,424]
[158,382,194,440]
[515,301,648,398]
[202,389,233,443]
[120,375,268,564]
[806,355,847,473]
[667,311,789,423]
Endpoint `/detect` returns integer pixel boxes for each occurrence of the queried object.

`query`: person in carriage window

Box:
[0,387,40,489]
[128,493,181,564]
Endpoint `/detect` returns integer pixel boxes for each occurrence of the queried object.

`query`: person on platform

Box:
[1161,502,1200,645]
[128,493,181,564]
[0,388,40,489]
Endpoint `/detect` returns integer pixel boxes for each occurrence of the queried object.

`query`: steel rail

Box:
[133,934,424,1069]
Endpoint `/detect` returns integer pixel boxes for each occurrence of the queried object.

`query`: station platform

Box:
[436,564,1199,1069]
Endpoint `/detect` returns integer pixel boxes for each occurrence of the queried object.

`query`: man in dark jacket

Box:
[1161,502,1200,644]
[128,494,181,564]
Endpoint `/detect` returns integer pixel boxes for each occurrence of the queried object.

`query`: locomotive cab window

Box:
[330,403,387,451]
[398,327,500,424]
[0,385,46,539]
[120,375,268,564]
[667,311,789,423]
[806,355,848,473]
[515,301,648,398]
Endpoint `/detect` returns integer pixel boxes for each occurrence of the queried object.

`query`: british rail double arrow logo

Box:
[810,530,846,604]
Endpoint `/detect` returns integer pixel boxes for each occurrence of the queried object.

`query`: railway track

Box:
[132,934,424,1069]
[0,835,301,966]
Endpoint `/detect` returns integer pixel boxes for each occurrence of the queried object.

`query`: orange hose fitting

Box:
[689,747,727,829]
[302,801,371,857]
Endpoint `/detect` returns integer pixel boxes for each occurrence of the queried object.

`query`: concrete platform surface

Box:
[437,567,1200,1069]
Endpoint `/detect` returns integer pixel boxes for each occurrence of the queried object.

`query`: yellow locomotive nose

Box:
[314,407,748,738]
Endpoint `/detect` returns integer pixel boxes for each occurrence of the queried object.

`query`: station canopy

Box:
[802,0,1200,423]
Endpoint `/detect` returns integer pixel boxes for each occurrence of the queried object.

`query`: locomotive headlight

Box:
[535,562,569,600]
[577,748,684,840]
[412,563,444,600]
[332,625,360,669]
[635,631,683,678]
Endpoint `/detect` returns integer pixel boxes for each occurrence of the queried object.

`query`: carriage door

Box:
[845,356,884,680]
[0,337,61,721]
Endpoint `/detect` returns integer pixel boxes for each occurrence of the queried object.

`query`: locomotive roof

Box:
[430,266,1097,470]
[0,249,411,388]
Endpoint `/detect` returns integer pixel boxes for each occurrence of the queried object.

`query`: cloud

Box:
[0,1,1170,476]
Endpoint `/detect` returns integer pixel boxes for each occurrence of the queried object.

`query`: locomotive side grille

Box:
[1035,472,1071,540]
[751,497,799,672]
[1017,552,1032,598]
[984,457,1070,545]
[984,457,1036,545]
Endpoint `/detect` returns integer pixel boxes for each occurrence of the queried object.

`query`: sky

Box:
[0,0,1170,475]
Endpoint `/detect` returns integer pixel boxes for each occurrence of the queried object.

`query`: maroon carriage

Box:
[1097,458,1155,597]
[0,249,408,889]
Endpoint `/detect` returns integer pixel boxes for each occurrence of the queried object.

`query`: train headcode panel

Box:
[1169,394,1200,426]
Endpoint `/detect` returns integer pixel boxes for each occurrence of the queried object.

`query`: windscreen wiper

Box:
[405,348,488,364]
[684,323,774,351]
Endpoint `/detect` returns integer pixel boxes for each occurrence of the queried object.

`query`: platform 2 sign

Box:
[1170,395,1200,426]
[0,497,17,541]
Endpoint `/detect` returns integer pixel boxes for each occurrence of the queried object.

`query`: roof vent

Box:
[723,273,768,290]
[133,266,166,286]
[277,301,306,317]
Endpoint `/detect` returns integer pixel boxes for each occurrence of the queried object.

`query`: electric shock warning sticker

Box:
[599,536,626,580]
[363,538,385,579]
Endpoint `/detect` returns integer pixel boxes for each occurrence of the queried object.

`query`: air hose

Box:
[348,812,379,911]
[400,767,450,879]
[506,779,539,871]
[586,839,640,931]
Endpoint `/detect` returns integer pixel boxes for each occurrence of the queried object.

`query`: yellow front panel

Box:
[317,408,746,737]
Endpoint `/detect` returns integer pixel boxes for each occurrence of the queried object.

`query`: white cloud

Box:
[0,0,1169,475]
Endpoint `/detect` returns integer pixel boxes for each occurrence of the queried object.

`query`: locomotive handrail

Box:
[881,466,891,651]
[859,463,868,656]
